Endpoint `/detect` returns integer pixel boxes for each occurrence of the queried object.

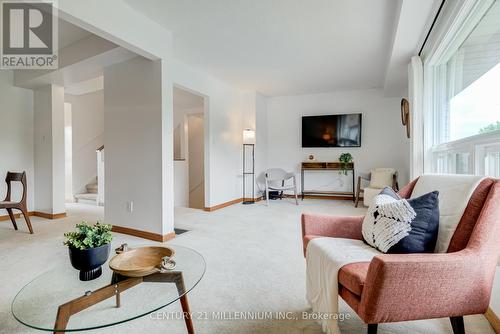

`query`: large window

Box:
[425,0,500,177]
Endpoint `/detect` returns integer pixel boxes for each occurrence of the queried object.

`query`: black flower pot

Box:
[68,243,111,281]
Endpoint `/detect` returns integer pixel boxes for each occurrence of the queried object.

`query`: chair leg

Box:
[6,208,18,230]
[294,184,298,205]
[367,323,378,334]
[20,208,33,234]
[355,180,361,208]
[450,316,465,334]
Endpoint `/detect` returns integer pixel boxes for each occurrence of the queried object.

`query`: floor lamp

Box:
[242,129,255,205]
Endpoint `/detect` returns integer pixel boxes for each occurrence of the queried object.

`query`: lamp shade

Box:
[243,129,255,144]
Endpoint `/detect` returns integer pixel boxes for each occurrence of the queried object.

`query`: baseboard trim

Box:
[203,193,356,211]
[204,198,243,212]
[485,307,500,334]
[33,211,67,219]
[283,194,355,201]
[242,197,263,203]
[0,213,22,221]
[111,225,175,242]
[0,211,66,221]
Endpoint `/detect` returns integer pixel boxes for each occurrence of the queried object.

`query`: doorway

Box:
[187,113,204,208]
[173,86,206,210]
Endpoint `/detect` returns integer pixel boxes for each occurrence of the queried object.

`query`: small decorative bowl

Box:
[109,246,176,277]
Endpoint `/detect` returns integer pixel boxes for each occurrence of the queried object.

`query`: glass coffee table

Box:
[12,245,205,334]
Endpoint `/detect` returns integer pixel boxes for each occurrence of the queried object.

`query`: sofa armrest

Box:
[301,214,364,256]
[359,251,491,323]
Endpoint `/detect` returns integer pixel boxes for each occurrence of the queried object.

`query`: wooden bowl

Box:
[109,246,175,277]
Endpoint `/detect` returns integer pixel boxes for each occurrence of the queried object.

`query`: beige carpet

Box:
[0,200,495,334]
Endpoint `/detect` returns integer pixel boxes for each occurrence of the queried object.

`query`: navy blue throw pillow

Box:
[387,191,440,254]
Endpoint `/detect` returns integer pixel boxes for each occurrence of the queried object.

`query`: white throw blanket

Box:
[362,193,416,252]
[410,174,484,253]
[306,238,381,334]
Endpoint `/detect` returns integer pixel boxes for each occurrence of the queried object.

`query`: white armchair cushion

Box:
[363,187,381,207]
[410,174,484,253]
[369,168,395,189]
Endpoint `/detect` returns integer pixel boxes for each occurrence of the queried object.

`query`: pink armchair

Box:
[301,177,500,334]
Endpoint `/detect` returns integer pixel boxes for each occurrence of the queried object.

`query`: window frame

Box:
[422,0,499,175]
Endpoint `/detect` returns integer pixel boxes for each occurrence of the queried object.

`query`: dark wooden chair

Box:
[0,171,33,234]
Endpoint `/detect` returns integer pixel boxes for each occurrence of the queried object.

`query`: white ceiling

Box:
[65,76,103,96]
[384,0,440,96]
[124,0,438,96]
[58,19,92,49]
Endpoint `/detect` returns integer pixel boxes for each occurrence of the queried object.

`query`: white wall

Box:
[266,89,411,194]
[0,71,34,214]
[65,91,104,194]
[104,56,166,235]
[255,93,268,196]
[174,160,188,207]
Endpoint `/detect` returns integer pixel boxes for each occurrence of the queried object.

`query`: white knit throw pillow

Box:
[362,192,416,253]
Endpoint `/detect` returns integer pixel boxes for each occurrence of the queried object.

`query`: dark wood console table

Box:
[301,162,355,201]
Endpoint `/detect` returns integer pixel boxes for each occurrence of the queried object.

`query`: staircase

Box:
[74,180,98,205]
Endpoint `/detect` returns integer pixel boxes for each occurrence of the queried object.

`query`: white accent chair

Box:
[355,168,398,207]
[264,168,298,206]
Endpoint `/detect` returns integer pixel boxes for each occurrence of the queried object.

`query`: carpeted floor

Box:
[0,200,495,334]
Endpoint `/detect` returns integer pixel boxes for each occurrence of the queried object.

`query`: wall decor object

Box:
[302,114,362,147]
[242,129,255,204]
[401,98,410,138]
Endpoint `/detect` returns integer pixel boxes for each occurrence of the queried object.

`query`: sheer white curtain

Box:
[408,56,424,179]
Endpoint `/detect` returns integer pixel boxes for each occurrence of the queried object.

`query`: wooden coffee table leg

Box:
[176,275,194,334]
[53,277,142,334]
[145,272,195,334]
[54,304,71,334]
[179,293,194,334]
[54,273,195,334]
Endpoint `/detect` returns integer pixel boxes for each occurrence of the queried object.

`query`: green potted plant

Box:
[64,222,113,281]
[339,153,353,175]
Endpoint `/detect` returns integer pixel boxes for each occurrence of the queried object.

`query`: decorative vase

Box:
[68,243,111,281]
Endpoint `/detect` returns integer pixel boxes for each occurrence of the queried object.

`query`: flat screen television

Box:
[302,114,362,147]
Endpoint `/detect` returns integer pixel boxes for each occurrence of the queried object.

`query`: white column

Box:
[104,57,173,236]
[161,59,175,235]
[33,84,66,214]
